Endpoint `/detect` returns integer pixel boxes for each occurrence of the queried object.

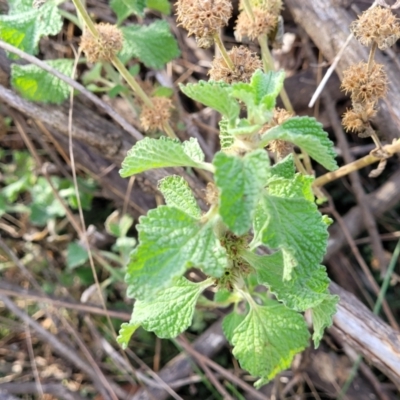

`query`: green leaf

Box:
[11,59,73,104]
[219,119,234,151]
[228,119,262,136]
[0,11,38,55]
[105,211,134,237]
[242,250,333,312]
[260,117,338,171]
[111,0,147,22]
[121,21,180,69]
[8,0,33,13]
[231,300,309,385]
[253,193,329,280]
[125,206,227,300]
[268,154,295,181]
[117,322,141,349]
[232,70,285,110]
[67,241,89,269]
[231,70,285,124]
[268,174,315,202]
[158,175,201,219]
[117,277,212,347]
[214,150,270,235]
[153,86,174,98]
[37,1,63,37]
[311,295,339,347]
[179,81,240,123]
[222,311,245,343]
[120,137,209,177]
[0,1,63,55]
[146,0,171,14]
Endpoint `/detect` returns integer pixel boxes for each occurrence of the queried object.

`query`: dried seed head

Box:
[272,107,293,125]
[235,8,277,41]
[341,62,388,103]
[140,97,173,131]
[208,46,262,84]
[175,0,232,48]
[351,6,400,50]
[342,102,377,136]
[239,0,283,16]
[205,182,219,205]
[263,108,294,159]
[261,107,294,131]
[80,23,123,63]
[268,139,293,159]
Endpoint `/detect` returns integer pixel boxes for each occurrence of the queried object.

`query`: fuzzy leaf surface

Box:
[231,70,285,124]
[117,277,212,347]
[219,119,234,151]
[11,59,73,104]
[214,150,270,235]
[232,70,285,109]
[158,175,201,219]
[146,0,171,14]
[253,193,329,280]
[0,1,63,55]
[125,206,227,300]
[120,137,207,177]
[231,300,310,386]
[261,117,337,171]
[242,250,335,312]
[267,154,295,181]
[121,21,180,69]
[222,311,246,343]
[268,174,315,202]
[311,295,339,347]
[111,0,147,22]
[179,81,240,123]
[117,322,140,349]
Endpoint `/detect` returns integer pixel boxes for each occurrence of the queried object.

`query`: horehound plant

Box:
[342,5,400,177]
[117,0,340,387]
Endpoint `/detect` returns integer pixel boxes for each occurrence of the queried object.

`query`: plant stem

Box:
[71,0,98,38]
[241,0,255,20]
[367,41,378,73]
[313,139,400,187]
[258,34,274,71]
[293,152,308,174]
[370,130,384,150]
[111,56,153,108]
[213,32,235,70]
[162,121,178,139]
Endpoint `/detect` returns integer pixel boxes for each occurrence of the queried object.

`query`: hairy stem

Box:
[71,0,98,38]
[111,57,153,108]
[213,33,235,70]
[162,121,178,139]
[241,0,255,20]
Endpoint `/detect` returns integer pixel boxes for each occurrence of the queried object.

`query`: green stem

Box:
[162,121,178,139]
[111,57,153,108]
[293,152,307,174]
[258,35,274,71]
[338,239,400,400]
[71,0,98,38]
[213,33,235,70]
[241,0,255,20]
